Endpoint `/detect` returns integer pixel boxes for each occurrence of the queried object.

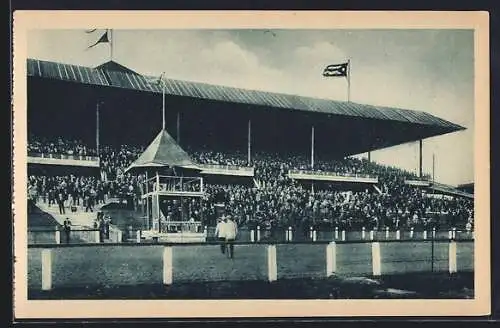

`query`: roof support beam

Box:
[248,119,252,165]
[311,125,315,170]
[419,139,423,178]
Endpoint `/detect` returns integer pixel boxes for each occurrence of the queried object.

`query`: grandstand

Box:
[26,58,474,242]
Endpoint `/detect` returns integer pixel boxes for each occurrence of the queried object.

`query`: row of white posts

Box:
[49,226,470,244]
[251,226,470,242]
[39,240,460,290]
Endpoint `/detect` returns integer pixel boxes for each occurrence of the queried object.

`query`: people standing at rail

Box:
[224,215,238,259]
[63,217,72,244]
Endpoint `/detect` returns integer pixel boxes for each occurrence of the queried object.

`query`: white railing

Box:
[288,169,377,179]
[198,164,255,176]
[28,152,99,161]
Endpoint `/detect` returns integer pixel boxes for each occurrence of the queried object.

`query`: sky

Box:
[27,29,475,186]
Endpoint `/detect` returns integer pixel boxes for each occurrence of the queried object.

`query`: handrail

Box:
[288,169,377,179]
[28,238,473,248]
[28,152,99,162]
[198,164,254,171]
[29,229,101,232]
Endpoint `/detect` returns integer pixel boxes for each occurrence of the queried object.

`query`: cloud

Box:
[26,30,474,185]
[293,41,348,65]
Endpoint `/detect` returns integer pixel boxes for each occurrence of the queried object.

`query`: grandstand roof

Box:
[125,129,198,172]
[27,58,465,134]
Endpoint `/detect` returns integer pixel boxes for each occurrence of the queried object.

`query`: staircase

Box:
[36,201,105,228]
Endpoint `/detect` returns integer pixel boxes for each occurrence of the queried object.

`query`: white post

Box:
[288,227,293,242]
[326,242,336,277]
[41,249,52,291]
[335,227,339,239]
[432,227,436,239]
[257,226,261,242]
[362,227,366,240]
[267,245,277,282]
[250,229,255,242]
[117,230,123,243]
[163,246,173,285]
[369,230,374,241]
[385,226,389,239]
[55,230,61,244]
[423,230,428,240]
[309,226,313,240]
[448,241,457,274]
[204,226,208,237]
[452,227,457,240]
[341,230,346,241]
[312,230,317,242]
[448,230,453,240]
[136,230,141,243]
[410,227,414,239]
[396,230,400,240]
[372,242,381,277]
[95,230,100,243]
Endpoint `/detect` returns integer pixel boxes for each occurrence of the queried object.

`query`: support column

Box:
[155,172,161,233]
[368,151,371,162]
[247,119,252,165]
[311,125,315,169]
[176,111,181,144]
[96,102,100,157]
[419,139,423,178]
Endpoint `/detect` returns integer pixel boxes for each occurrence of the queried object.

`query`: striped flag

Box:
[323,62,349,77]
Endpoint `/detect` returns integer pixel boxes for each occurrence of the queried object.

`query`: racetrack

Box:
[28,240,473,299]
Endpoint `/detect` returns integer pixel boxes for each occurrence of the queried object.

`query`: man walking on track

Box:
[224,215,238,259]
[214,217,227,255]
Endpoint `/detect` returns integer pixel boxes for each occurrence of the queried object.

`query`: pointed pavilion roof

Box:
[95,60,139,75]
[125,129,198,173]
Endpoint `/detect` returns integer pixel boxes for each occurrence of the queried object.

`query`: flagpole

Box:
[109,29,113,61]
[347,59,351,102]
[161,74,166,130]
[96,101,100,157]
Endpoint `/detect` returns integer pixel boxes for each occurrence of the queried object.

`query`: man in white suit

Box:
[224,215,238,259]
[214,217,227,255]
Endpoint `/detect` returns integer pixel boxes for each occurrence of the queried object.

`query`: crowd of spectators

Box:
[28,136,98,157]
[27,138,473,231]
[199,181,473,231]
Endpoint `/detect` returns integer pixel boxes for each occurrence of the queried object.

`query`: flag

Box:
[87,31,109,49]
[323,62,348,77]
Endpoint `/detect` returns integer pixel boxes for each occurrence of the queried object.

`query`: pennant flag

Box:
[323,62,348,77]
[87,31,109,49]
[85,29,97,33]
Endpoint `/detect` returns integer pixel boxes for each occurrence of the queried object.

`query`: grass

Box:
[28,242,474,299]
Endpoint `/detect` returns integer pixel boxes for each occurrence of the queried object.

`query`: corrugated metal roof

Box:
[27,59,110,87]
[27,58,464,131]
